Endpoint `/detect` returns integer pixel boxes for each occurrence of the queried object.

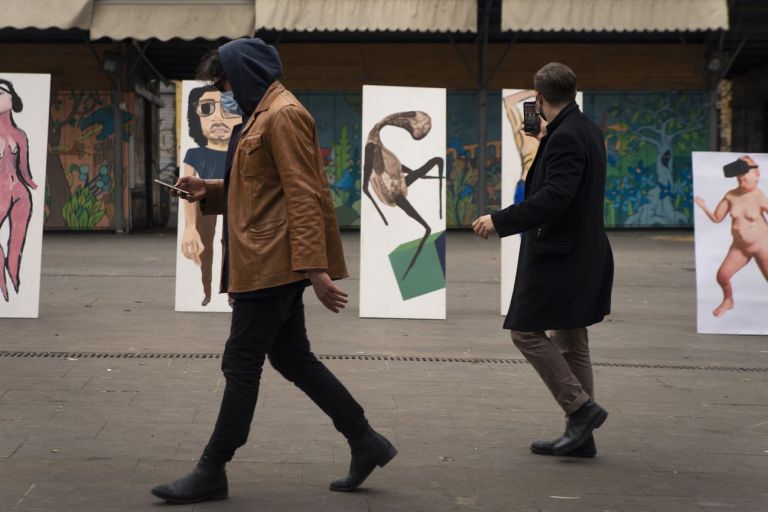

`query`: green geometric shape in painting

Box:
[388,231,446,301]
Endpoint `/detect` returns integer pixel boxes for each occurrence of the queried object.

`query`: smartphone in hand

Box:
[154,179,188,197]
[523,101,540,135]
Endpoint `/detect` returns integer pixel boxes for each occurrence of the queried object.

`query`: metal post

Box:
[708,35,748,152]
[477,87,488,215]
[113,68,125,233]
[708,88,719,151]
[476,0,493,217]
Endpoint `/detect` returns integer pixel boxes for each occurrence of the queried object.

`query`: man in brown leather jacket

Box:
[152,39,396,505]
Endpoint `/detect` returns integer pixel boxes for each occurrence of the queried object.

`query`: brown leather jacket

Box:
[201,81,348,293]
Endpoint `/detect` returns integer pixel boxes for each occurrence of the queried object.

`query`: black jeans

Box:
[203,286,369,464]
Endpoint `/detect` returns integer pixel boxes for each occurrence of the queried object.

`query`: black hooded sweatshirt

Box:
[220,38,283,119]
[216,38,288,296]
[219,38,283,170]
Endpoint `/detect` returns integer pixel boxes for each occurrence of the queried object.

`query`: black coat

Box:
[491,102,613,331]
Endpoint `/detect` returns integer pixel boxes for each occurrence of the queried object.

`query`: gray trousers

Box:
[510,328,594,415]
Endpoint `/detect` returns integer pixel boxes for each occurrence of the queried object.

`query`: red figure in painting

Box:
[0,79,36,302]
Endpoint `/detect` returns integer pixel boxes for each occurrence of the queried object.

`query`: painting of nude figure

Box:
[359,85,446,320]
[0,74,50,318]
[693,152,768,335]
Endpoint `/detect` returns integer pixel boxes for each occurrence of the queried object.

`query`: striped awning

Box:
[87,0,475,40]
[2,0,94,30]
[255,0,477,33]
[502,0,729,32]
[5,0,725,40]
[89,0,254,41]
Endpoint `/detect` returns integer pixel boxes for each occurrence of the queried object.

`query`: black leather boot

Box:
[329,430,398,492]
[151,455,228,504]
[531,434,597,457]
[552,400,608,456]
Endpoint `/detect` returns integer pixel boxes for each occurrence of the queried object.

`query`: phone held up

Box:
[154,179,189,198]
[523,101,540,135]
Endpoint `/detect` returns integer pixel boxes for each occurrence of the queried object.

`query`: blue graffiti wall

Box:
[297,90,709,228]
[585,92,709,227]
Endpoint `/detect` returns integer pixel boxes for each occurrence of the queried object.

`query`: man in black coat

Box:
[473,62,613,457]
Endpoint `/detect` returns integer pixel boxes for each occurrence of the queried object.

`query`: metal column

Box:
[476,0,493,217]
[113,82,125,233]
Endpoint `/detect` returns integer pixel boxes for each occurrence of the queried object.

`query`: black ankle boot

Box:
[151,455,228,504]
[552,400,608,456]
[531,434,597,457]
[329,430,398,492]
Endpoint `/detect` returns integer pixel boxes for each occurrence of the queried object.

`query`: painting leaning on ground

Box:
[0,73,50,319]
[0,78,34,302]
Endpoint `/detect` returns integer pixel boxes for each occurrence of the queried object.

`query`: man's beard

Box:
[207,123,231,143]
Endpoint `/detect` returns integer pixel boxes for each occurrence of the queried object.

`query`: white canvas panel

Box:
[359,85,446,319]
[174,81,241,312]
[0,73,50,318]
[500,90,582,315]
[692,151,768,335]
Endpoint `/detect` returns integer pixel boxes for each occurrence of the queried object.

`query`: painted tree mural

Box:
[588,92,708,227]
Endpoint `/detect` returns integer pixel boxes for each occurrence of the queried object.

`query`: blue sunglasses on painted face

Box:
[194,99,239,119]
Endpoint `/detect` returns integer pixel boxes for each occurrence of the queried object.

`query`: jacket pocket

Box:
[532,240,571,255]
[239,134,263,177]
[247,218,286,240]
[240,134,262,154]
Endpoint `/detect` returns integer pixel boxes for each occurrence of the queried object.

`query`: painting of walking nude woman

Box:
[175,82,241,312]
[693,152,768,335]
[0,74,50,318]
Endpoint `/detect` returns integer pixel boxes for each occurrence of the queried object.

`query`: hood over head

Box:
[219,38,282,116]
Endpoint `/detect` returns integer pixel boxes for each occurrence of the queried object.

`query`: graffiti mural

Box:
[586,92,708,227]
[46,93,133,230]
[296,92,363,227]
[295,91,707,230]
[446,92,502,227]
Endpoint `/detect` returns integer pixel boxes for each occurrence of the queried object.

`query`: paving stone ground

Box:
[1,230,766,511]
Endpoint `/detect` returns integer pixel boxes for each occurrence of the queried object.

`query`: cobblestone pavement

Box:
[1,231,766,511]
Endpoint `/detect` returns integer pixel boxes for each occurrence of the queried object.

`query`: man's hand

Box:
[181,226,204,266]
[522,117,548,141]
[472,215,496,239]
[174,176,207,203]
[694,196,707,210]
[307,271,348,313]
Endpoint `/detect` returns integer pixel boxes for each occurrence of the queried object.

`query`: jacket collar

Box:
[544,101,579,134]
[254,80,285,114]
[241,80,285,133]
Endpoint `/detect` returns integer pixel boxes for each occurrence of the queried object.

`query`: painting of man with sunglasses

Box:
[181,85,241,306]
